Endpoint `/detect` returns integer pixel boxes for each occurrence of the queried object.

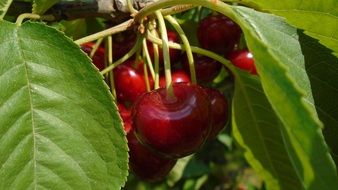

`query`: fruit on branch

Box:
[114,60,153,103]
[197,14,241,55]
[127,130,177,182]
[183,54,222,83]
[81,42,105,71]
[147,30,181,65]
[159,70,191,88]
[204,88,229,139]
[228,49,257,75]
[112,30,137,60]
[132,83,212,158]
[117,103,132,134]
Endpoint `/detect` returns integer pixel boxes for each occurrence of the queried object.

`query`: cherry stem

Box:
[75,19,133,45]
[89,38,104,58]
[165,15,197,84]
[146,31,236,72]
[155,11,174,98]
[100,35,143,75]
[15,13,55,26]
[142,38,155,80]
[127,0,138,14]
[107,35,117,100]
[143,60,151,92]
[150,28,160,89]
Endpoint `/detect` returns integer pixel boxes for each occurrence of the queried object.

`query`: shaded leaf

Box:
[299,31,338,166]
[242,0,338,57]
[33,0,59,14]
[231,6,338,189]
[0,20,128,189]
[232,71,303,190]
[0,0,13,19]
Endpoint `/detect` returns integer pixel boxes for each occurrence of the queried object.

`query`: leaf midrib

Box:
[14,26,38,190]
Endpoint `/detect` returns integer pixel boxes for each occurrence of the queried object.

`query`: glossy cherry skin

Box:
[114,61,149,103]
[159,70,191,88]
[81,42,105,70]
[183,54,222,83]
[198,14,241,54]
[132,83,212,158]
[117,103,132,134]
[204,88,229,139]
[147,30,181,65]
[127,130,177,182]
[228,49,257,75]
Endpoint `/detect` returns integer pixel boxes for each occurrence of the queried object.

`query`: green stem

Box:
[100,35,143,75]
[149,21,160,89]
[165,15,196,84]
[142,38,155,80]
[90,38,104,58]
[75,19,133,45]
[143,60,151,92]
[155,11,174,98]
[135,0,238,25]
[127,0,138,14]
[15,13,55,26]
[146,31,235,72]
[107,35,117,100]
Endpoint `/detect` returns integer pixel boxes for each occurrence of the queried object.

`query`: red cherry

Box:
[112,30,136,60]
[127,131,177,182]
[114,61,150,102]
[147,30,181,65]
[132,83,212,158]
[117,103,132,134]
[198,14,241,54]
[228,49,257,75]
[159,70,191,88]
[183,54,222,83]
[204,88,229,139]
[81,42,105,70]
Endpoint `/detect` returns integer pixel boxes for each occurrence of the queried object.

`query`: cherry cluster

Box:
[81,13,256,182]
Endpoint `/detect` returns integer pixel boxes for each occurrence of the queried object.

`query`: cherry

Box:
[198,14,241,55]
[228,49,257,75]
[147,30,181,65]
[159,70,191,88]
[183,54,222,83]
[112,30,136,60]
[127,130,177,182]
[132,83,212,158]
[81,42,105,70]
[114,60,152,103]
[204,88,229,139]
[117,103,132,134]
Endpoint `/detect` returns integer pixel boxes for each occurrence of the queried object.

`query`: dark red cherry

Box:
[147,30,181,65]
[183,54,222,83]
[117,103,132,134]
[132,83,212,158]
[159,70,191,88]
[204,88,229,139]
[228,49,257,74]
[81,42,105,70]
[114,61,149,102]
[198,14,241,54]
[127,131,177,182]
[112,30,137,60]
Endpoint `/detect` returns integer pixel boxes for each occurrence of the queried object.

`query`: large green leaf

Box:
[242,0,338,57]
[0,20,128,189]
[232,71,303,190]
[231,6,338,189]
[299,31,338,166]
[0,0,13,19]
[33,0,59,14]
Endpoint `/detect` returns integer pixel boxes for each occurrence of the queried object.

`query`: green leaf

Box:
[299,31,338,166]
[242,0,338,57]
[33,0,59,14]
[0,0,13,19]
[232,71,303,190]
[231,6,338,189]
[0,20,128,189]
